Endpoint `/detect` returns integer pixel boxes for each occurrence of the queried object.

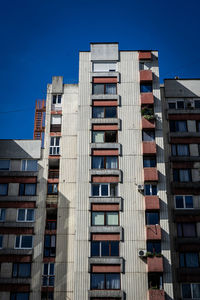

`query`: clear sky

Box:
[0,0,200,139]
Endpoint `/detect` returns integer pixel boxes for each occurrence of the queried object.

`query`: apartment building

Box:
[0,43,176,300]
[161,79,200,300]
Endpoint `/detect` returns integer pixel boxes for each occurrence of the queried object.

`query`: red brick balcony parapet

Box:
[140,70,153,82]
[145,196,160,210]
[141,93,154,104]
[139,51,152,60]
[146,225,161,240]
[149,289,165,300]
[147,256,164,272]
[144,168,158,181]
[142,142,156,155]
[142,117,155,129]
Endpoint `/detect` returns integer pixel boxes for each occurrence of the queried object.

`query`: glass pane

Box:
[183,223,196,237]
[27,160,38,171]
[92,184,99,196]
[25,184,36,195]
[93,132,104,143]
[185,196,193,208]
[180,170,190,182]
[56,137,60,146]
[179,253,185,267]
[12,263,18,277]
[110,183,118,196]
[192,283,200,298]
[16,293,29,300]
[105,131,117,142]
[43,263,48,275]
[195,100,200,108]
[111,241,119,256]
[0,160,10,170]
[92,212,104,225]
[101,184,109,196]
[15,236,20,248]
[182,284,192,298]
[106,157,118,169]
[57,95,61,103]
[101,241,109,256]
[0,235,3,248]
[21,236,32,248]
[175,196,184,208]
[147,241,161,254]
[171,145,176,156]
[177,101,184,109]
[45,235,51,247]
[92,107,104,118]
[49,263,54,275]
[143,158,156,167]
[105,107,117,118]
[49,276,54,286]
[92,157,104,169]
[146,212,159,225]
[106,274,120,289]
[27,209,34,221]
[177,121,187,132]
[177,145,189,156]
[106,212,118,225]
[144,185,151,195]
[93,84,104,95]
[142,131,155,141]
[140,84,152,93]
[22,160,26,171]
[19,263,31,277]
[0,209,5,221]
[18,209,25,221]
[91,242,100,256]
[91,274,105,289]
[185,253,199,267]
[152,185,157,195]
[168,102,176,109]
[0,184,8,195]
[52,95,57,104]
[106,84,116,95]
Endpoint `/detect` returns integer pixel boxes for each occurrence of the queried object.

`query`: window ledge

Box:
[89,169,122,182]
[89,197,122,211]
[89,226,123,241]
[90,72,120,82]
[88,257,124,273]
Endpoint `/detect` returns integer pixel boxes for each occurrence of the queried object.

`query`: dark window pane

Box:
[169,121,176,132]
[105,84,116,95]
[110,183,118,196]
[21,236,32,248]
[92,184,99,196]
[195,100,200,108]
[146,212,159,225]
[142,131,155,141]
[101,184,108,196]
[91,242,100,256]
[92,107,104,118]
[175,196,184,208]
[182,284,192,298]
[101,241,109,256]
[19,184,25,195]
[143,157,156,167]
[185,253,199,267]
[105,131,117,142]
[18,263,31,277]
[168,102,176,109]
[106,274,120,289]
[111,241,119,256]
[92,157,104,169]
[177,101,184,109]
[147,241,161,254]
[91,274,105,289]
[105,107,117,118]
[152,185,157,195]
[173,169,179,182]
[140,84,152,93]
[179,253,185,267]
[185,196,193,208]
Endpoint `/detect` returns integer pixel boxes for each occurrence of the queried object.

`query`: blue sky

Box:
[0,0,200,139]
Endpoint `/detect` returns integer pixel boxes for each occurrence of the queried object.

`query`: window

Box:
[41,292,54,300]
[0,208,6,221]
[195,100,200,109]
[168,101,184,109]
[169,120,187,132]
[177,223,196,237]
[91,273,120,290]
[143,157,156,167]
[15,236,33,249]
[0,235,3,248]
[175,195,193,209]
[173,169,192,182]
[139,61,151,70]
[180,253,199,268]
[19,183,36,196]
[52,94,61,104]
[92,131,117,143]
[148,273,163,290]
[142,130,155,141]
[17,209,35,222]
[21,160,38,171]
[10,293,30,300]
[182,283,200,299]
[0,183,8,195]
[140,83,152,93]
[146,212,159,225]
[0,160,10,170]
[196,121,200,132]
[91,241,119,257]
[47,183,58,195]
[171,144,189,156]
[44,235,56,257]
[91,183,118,197]
[92,107,117,119]
[49,137,60,155]
[42,263,55,286]
[93,62,117,72]
[92,212,119,226]
[12,263,31,278]
[92,156,118,169]
[147,241,161,254]
[144,184,157,196]
[93,83,117,95]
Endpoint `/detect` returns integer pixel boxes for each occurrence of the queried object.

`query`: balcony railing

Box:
[48,170,59,179]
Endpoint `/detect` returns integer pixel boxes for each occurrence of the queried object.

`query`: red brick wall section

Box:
[144,168,158,181]
[171,137,200,144]
[149,289,165,300]
[92,176,119,183]
[92,149,119,156]
[142,117,155,129]
[147,257,164,272]
[51,110,62,115]
[145,196,160,210]
[172,162,193,168]
[92,204,119,211]
[141,93,154,104]
[139,51,152,60]
[0,201,35,208]
[92,265,120,273]
[0,227,34,234]
[93,124,118,131]
[92,234,120,241]
[0,177,37,183]
[142,142,156,154]
[0,255,32,262]
[93,77,118,83]
[0,284,30,292]
[146,225,161,240]
[169,114,200,121]
[140,70,153,82]
[92,100,118,106]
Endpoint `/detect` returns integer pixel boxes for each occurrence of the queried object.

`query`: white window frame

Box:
[17,209,35,222]
[174,195,193,209]
[49,137,60,155]
[181,283,200,299]
[168,100,185,109]
[52,94,62,105]
[144,184,157,196]
[42,263,55,287]
[21,160,38,171]
[0,160,10,171]
[0,208,6,222]
[15,235,33,249]
[91,183,118,197]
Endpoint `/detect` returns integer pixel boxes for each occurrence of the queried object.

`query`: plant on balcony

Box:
[146,252,162,257]
[141,107,154,120]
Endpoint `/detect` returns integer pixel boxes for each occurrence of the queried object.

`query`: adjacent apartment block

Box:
[3,43,200,300]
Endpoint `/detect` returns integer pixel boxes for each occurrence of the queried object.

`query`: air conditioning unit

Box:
[138,249,147,257]
[138,184,144,191]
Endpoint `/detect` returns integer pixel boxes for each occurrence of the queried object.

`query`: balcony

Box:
[142,117,155,129]
[139,51,152,60]
[142,142,156,155]
[140,70,153,82]
[149,289,165,300]
[141,93,154,105]
[146,225,161,240]
[147,256,163,272]
[48,169,59,180]
[144,168,158,181]
[145,196,160,210]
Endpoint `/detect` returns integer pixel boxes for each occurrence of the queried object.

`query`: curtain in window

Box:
[106,274,120,289]
[92,212,104,225]
[91,274,104,289]
[177,145,189,156]
[0,184,7,195]
[180,170,190,182]
[25,184,36,195]
[93,157,104,169]
[177,121,187,132]
[106,157,117,169]
[106,84,116,95]
[27,209,34,221]
[93,132,104,143]
[186,253,199,267]
[106,212,118,225]
[192,284,200,298]
[27,160,38,171]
